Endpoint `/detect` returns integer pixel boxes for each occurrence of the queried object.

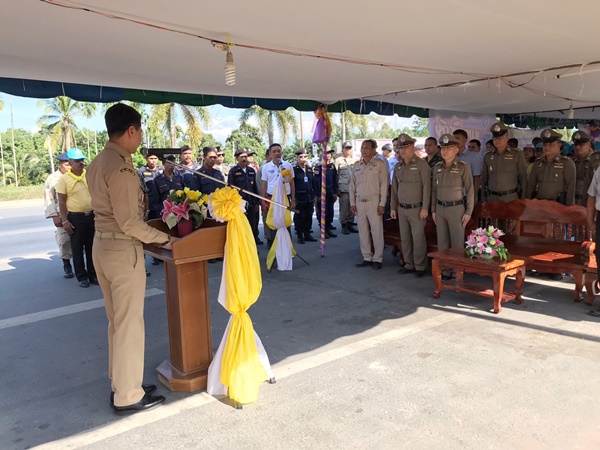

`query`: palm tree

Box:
[37,96,82,151]
[39,124,60,173]
[80,102,97,158]
[149,103,210,149]
[340,110,369,140]
[239,106,298,145]
[0,96,5,186]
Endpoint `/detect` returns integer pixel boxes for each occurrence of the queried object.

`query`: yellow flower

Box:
[187,190,200,201]
[175,189,184,197]
[184,187,190,194]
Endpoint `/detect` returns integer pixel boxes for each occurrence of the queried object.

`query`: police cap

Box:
[540,129,563,143]
[438,134,460,147]
[572,130,593,144]
[490,122,509,137]
[396,133,417,147]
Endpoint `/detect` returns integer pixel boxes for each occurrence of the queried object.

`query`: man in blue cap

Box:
[44,152,73,278]
[57,148,97,288]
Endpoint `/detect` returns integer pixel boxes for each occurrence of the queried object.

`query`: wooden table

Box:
[428,248,526,314]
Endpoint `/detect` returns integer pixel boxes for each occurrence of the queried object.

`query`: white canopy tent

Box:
[2,0,600,123]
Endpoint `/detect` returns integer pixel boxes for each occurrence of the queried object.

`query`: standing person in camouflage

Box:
[432,134,474,281]
[335,141,358,234]
[44,152,73,278]
[481,122,528,202]
[527,129,576,206]
[572,130,600,206]
[389,134,431,277]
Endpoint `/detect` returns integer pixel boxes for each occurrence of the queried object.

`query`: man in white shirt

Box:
[260,143,296,247]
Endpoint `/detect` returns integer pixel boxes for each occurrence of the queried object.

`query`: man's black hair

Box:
[105,103,142,137]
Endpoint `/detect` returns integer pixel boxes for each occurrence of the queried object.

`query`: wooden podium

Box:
[144,219,226,392]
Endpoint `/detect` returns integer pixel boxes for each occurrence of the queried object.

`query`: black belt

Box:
[399,202,422,209]
[489,188,517,196]
[437,200,464,207]
[68,211,94,216]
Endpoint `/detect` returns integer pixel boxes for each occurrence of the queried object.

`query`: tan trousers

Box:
[435,204,465,250]
[338,192,354,225]
[92,236,146,407]
[398,207,427,271]
[357,200,384,263]
[55,227,72,259]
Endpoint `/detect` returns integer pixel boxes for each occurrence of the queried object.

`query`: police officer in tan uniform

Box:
[572,130,600,206]
[481,122,528,202]
[335,141,358,234]
[389,134,431,277]
[527,129,576,206]
[350,139,389,270]
[87,104,177,414]
[432,134,474,280]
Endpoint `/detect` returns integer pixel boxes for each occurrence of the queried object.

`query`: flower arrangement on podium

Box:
[161,187,208,237]
[465,226,509,261]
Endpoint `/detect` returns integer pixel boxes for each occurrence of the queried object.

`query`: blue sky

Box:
[0,94,413,144]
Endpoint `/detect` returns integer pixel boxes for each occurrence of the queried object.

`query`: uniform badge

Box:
[543,130,551,138]
[442,136,449,144]
[493,124,500,132]
[574,132,580,140]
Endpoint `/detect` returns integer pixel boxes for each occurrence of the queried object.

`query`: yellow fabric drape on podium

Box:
[266,178,295,271]
[209,187,267,404]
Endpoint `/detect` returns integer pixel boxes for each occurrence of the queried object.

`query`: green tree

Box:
[149,103,210,149]
[224,123,264,162]
[80,102,98,157]
[239,106,298,145]
[37,96,82,151]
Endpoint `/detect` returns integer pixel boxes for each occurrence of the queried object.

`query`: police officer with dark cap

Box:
[227,148,262,244]
[481,122,528,203]
[292,148,317,244]
[188,146,225,196]
[527,129,576,205]
[150,155,184,213]
[572,130,600,206]
[137,152,163,219]
[314,148,339,238]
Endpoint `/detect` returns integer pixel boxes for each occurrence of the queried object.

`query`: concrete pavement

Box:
[1,201,599,449]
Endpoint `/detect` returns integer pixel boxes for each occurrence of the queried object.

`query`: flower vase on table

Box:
[161,187,208,237]
[177,218,194,237]
[465,226,509,261]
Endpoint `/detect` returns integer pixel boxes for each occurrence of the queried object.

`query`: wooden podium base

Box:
[156,359,208,392]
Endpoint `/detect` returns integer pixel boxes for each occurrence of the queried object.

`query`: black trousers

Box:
[246,203,260,241]
[315,194,335,230]
[68,212,96,282]
[294,202,314,237]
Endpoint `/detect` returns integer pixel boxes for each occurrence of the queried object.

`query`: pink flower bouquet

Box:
[465,226,509,260]
[161,187,208,229]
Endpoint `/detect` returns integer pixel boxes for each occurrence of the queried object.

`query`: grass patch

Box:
[0,185,45,201]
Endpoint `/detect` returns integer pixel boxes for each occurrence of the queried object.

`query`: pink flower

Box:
[492,231,500,238]
[496,240,503,246]
[490,248,497,256]
[466,236,476,246]
[477,243,485,251]
[171,198,190,222]
[161,200,173,222]
[479,235,488,244]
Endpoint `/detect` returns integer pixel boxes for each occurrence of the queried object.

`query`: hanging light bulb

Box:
[224,49,236,86]
[568,102,574,119]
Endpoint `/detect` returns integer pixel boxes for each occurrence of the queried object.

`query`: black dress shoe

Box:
[355,260,373,268]
[89,277,99,285]
[146,270,151,277]
[347,224,359,233]
[326,230,337,238]
[414,270,425,278]
[373,261,382,270]
[79,280,90,288]
[329,225,337,230]
[297,236,305,244]
[304,235,317,242]
[398,267,415,274]
[589,310,600,318]
[441,274,453,282]
[111,384,157,404]
[112,393,165,415]
[256,238,264,245]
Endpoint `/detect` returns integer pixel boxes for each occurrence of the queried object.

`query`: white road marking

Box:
[0,288,164,331]
[34,312,463,449]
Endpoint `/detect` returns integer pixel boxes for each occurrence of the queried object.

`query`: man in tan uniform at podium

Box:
[87,103,177,415]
